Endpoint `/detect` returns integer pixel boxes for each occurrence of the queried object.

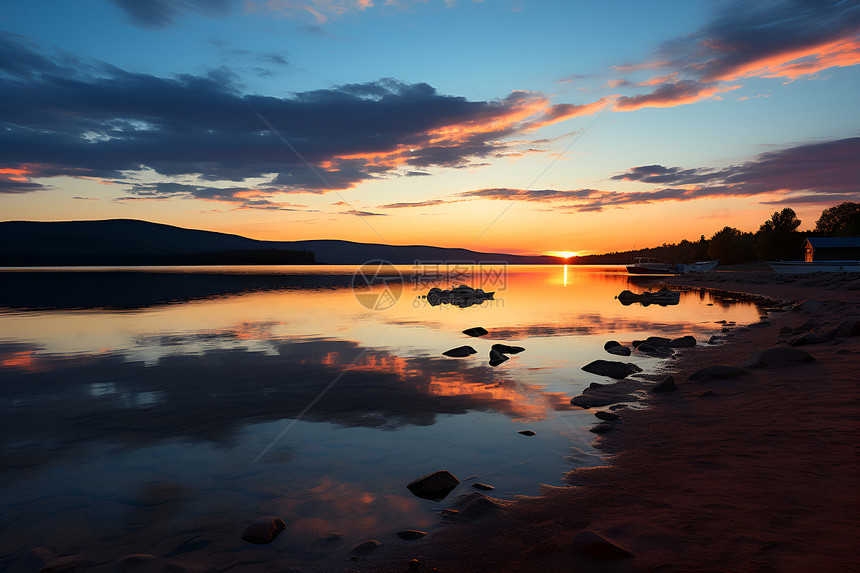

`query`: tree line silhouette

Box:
[570,201,860,265]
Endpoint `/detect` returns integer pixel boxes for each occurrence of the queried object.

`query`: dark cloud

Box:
[127,182,311,210]
[611,0,860,110]
[387,138,860,212]
[1,34,594,198]
[0,173,46,193]
[108,0,232,28]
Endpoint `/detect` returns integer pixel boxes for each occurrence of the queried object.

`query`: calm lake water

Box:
[0,264,762,570]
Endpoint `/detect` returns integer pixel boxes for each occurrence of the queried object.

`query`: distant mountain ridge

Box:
[0,219,559,265]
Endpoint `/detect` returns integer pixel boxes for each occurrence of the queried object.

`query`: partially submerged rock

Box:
[636,343,674,357]
[688,365,749,381]
[518,430,536,436]
[605,341,632,356]
[491,343,525,354]
[472,482,494,491]
[407,470,460,501]
[581,360,643,379]
[442,345,477,357]
[488,348,510,366]
[669,335,697,348]
[594,411,620,421]
[463,326,489,337]
[569,530,633,559]
[241,516,286,544]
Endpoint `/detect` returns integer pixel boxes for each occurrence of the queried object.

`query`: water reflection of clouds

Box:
[0,331,573,475]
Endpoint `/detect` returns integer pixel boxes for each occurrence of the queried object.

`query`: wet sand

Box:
[366,269,860,572]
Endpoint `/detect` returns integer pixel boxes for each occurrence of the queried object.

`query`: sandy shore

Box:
[365,270,860,572]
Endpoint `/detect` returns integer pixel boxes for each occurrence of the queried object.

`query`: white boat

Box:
[677,259,719,273]
[626,257,677,275]
[768,260,860,274]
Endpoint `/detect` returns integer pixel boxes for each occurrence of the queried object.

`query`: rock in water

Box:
[491,343,525,354]
[688,365,749,381]
[489,348,510,366]
[407,470,460,501]
[594,411,620,421]
[518,430,536,436]
[581,360,642,379]
[651,376,677,393]
[569,530,633,559]
[442,345,477,357]
[396,530,427,540]
[668,335,697,348]
[351,540,381,555]
[463,327,489,337]
[472,482,494,490]
[644,336,671,347]
[241,516,286,544]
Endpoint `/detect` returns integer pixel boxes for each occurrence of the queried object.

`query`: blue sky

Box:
[1,0,858,253]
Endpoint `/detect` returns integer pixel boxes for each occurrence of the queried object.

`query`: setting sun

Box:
[545,251,579,259]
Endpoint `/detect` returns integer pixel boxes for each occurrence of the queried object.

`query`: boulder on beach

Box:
[603,340,621,350]
[645,336,672,347]
[407,470,460,501]
[116,554,157,571]
[351,540,382,555]
[668,335,697,348]
[837,319,860,337]
[789,330,837,346]
[489,348,510,366]
[569,530,633,559]
[453,491,505,520]
[581,360,643,379]
[39,555,97,573]
[442,345,477,357]
[396,530,427,540]
[463,327,489,337]
[651,375,677,393]
[589,422,614,434]
[241,516,286,544]
[594,411,620,421]
[742,347,816,368]
[491,343,525,354]
[688,365,749,381]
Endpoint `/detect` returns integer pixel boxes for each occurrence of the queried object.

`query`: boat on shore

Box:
[677,259,720,273]
[626,257,677,275]
[768,260,860,274]
[627,257,720,275]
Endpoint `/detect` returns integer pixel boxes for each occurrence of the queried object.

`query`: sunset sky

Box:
[1,0,859,255]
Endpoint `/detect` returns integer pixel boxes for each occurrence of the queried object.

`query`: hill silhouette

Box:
[0,219,558,265]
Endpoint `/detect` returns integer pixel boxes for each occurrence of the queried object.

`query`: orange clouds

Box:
[711,36,860,81]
